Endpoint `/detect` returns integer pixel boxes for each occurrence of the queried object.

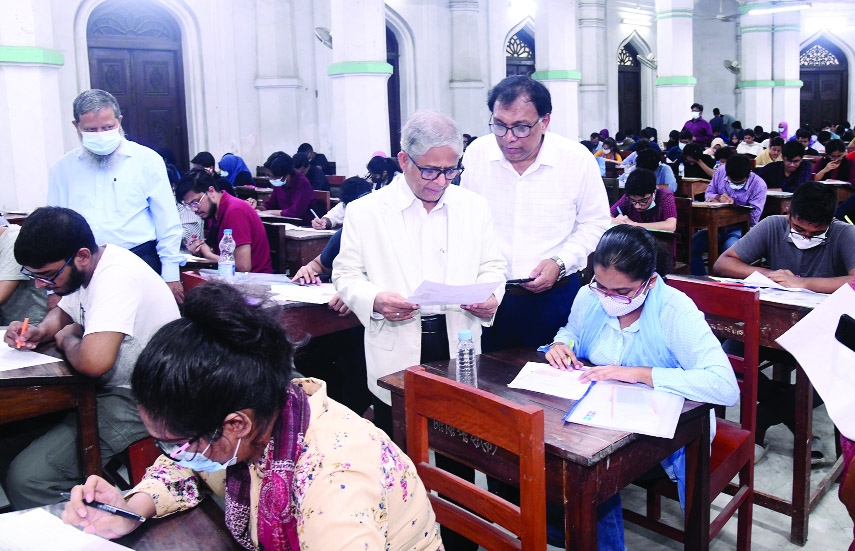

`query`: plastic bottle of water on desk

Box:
[456,329,477,386]
[678,162,685,179]
[218,229,236,279]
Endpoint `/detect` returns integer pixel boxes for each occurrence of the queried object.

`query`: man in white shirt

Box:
[460,75,611,351]
[47,89,185,303]
[736,128,764,157]
[2,207,180,508]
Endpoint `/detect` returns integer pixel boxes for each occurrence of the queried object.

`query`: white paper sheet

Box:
[563,380,685,438]
[507,362,591,400]
[776,283,855,440]
[182,253,212,264]
[270,283,336,304]
[757,288,828,309]
[0,508,132,551]
[406,280,502,306]
[743,270,788,289]
[0,346,59,373]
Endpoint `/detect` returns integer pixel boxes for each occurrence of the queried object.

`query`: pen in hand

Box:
[60,492,146,523]
[310,209,320,220]
[15,317,29,349]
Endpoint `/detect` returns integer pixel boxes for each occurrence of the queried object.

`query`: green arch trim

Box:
[0,46,64,66]
[655,9,694,20]
[326,61,393,76]
[531,70,582,81]
[655,76,697,86]
[773,79,803,87]
[739,80,775,88]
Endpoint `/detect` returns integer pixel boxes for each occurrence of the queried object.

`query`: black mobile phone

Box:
[835,314,855,353]
[506,278,534,285]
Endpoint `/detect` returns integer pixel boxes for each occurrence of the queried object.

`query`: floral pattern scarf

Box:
[224,382,311,551]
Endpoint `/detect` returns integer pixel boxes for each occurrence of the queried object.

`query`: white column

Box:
[0,0,64,210]
[532,0,581,141]
[449,0,485,137]
[771,11,801,131]
[654,0,695,136]
[328,0,390,177]
[738,4,774,130]
[577,0,607,137]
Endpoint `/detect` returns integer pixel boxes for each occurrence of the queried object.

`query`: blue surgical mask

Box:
[175,438,241,472]
[728,179,746,191]
[646,198,657,210]
[81,128,122,156]
[270,178,286,187]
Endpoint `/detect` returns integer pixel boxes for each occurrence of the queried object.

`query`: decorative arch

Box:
[505,18,535,77]
[73,0,206,154]
[617,31,655,133]
[799,32,850,131]
[385,6,416,144]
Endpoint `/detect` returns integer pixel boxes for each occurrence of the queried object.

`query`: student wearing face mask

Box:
[666,130,693,162]
[610,168,677,232]
[681,102,714,147]
[62,282,443,551]
[594,137,623,177]
[366,155,398,190]
[257,153,315,225]
[543,225,739,550]
[690,155,767,274]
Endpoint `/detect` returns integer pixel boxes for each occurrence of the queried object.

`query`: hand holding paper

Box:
[406,280,501,307]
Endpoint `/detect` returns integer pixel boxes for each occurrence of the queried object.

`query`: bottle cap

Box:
[224,229,233,234]
[458,329,472,340]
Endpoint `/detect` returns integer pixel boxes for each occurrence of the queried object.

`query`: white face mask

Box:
[678,142,687,150]
[602,148,611,154]
[790,230,827,250]
[220,170,229,177]
[728,179,746,191]
[691,111,700,120]
[646,198,657,211]
[778,127,785,133]
[594,277,651,317]
[270,178,286,187]
[81,128,122,156]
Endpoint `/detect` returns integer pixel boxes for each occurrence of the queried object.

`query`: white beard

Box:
[79,129,125,170]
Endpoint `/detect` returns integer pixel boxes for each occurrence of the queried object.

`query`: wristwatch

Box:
[550,256,566,280]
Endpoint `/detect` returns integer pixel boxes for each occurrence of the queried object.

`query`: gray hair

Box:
[400,109,463,159]
[73,89,121,122]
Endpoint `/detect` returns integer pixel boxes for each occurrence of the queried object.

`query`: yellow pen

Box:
[846,215,853,225]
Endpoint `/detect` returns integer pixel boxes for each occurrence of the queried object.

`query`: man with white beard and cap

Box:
[47,89,185,303]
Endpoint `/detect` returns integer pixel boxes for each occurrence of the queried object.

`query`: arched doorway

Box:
[799,39,848,131]
[87,0,189,169]
[506,29,535,77]
[386,26,402,156]
[617,44,641,137]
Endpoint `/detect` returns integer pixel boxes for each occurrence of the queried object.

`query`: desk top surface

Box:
[378,347,708,466]
[0,346,77,385]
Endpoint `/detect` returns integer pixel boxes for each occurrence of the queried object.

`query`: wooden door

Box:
[799,40,848,131]
[617,45,641,136]
[386,26,402,157]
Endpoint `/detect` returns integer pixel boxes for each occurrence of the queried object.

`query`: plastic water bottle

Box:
[218,229,236,279]
[456,329,477,386]
[678,162,685,179]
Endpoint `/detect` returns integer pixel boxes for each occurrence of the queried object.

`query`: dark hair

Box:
[691,103,703,112]
[789,182,837,224]
[340,176,373,205]
[269,154,295,178]
[640,128,654,140]
[825,138,846,154]
[190,151,216,168]
[795,128,811,140]
[636,149,662,171]
[264,151,286,169]
[753,125,764,135]
[679,129,693,141]
[725,155,752,180]
[615,131,626,141]
[783,140,806,160]
[15,207,97,268]
[487,75,552,117]
[817,130,832,144]
[602,137,617,151]
[770,137,785,148]
[732,121,743,130]
[292,152,311,170]
[366,156,388,174]
[822,119,833,129]
[713,108,721,116]
[590,132,600,140]
[625,168,657,196]
[175,168,219,199]
[743,128,755,138]
[668,130,680,140]
[296,143,313,154]
[593,225,658,282]
[634,139,651,152]
[714,147,734,161]
[132,282,293,438]
[683,143,703,159]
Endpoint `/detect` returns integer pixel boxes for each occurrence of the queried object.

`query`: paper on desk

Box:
[0,346,58,373]
[182,253,212,264]
[406,280,502,306]
[776,283,855,440]
[0,507,131,551]
[758,288,828,309]
[563,380,685,438]
[507,362,591,400]
[270,283,336,304]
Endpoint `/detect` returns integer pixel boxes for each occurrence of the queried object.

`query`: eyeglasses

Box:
[588,276,651,304]
[789,229,827,243]
[783,158,802,166]
[406,154,464,181]
[489,116,545,138]
[628,195,653,207]
[183,194,205,210]
[155,429,218,461]
[20,255,74,285]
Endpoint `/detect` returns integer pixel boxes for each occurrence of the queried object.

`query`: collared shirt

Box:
[47,140,184,281]
[757,160,814,192]
[394,175,449,315]
[736,141,765,156]
[460,132,611,278]
[682,118,714,147]
[705,171,768,227]
[215,191,273,273]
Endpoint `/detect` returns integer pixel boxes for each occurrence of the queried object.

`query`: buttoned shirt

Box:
[47,140,184,281]
[705,171,768,227]
[461,132,611,278]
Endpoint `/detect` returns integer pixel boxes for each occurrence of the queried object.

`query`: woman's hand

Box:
[579,365,653,386]
[544,343,583,370]
[292,264,322,285]
[62,475,149,539]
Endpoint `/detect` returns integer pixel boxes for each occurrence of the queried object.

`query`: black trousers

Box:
[129,240,161,275]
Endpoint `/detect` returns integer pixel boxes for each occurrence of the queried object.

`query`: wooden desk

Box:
[669,275,843,544]
[379,348,713,551]
[677,178,710,201]
[0,349,101,477]
[256,188,273,204]
[690,203,752,269]
[0,212,28,225]
[263,224,333,275]
[818,180,854,204]
[762,189,793,219]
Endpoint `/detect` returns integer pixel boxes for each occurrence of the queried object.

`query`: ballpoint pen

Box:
[60,492,146,523]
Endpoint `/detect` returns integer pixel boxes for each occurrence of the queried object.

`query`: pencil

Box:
[16,317,28,349]
[60,492,146,523]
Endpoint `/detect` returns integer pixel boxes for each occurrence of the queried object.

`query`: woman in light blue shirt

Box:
[545,225,739,550]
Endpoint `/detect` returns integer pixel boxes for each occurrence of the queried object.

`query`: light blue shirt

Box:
[47,140,184,281]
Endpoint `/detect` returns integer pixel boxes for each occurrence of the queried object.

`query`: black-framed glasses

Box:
[588,276,651,304]
[488,116,545,138]
[406,154,464,181]
[155,429,218,461]
[789,229,827,244]
[628,195,653,207]
[20,255,74,285]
